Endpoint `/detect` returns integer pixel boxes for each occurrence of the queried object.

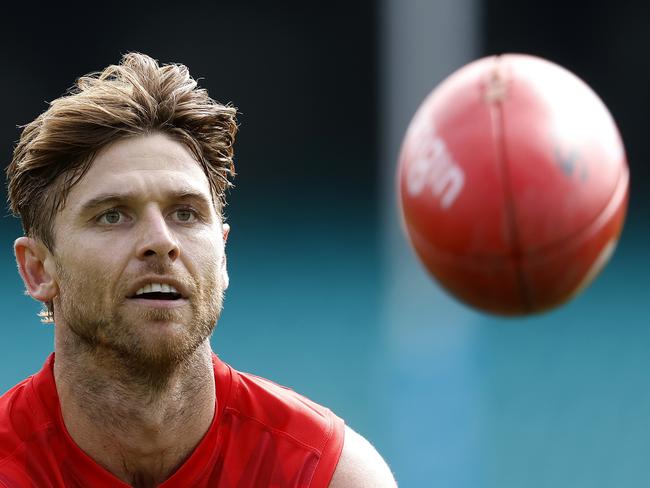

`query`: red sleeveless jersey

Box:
[0,353,344,487]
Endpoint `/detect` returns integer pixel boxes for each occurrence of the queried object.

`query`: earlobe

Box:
[14,237,59,303]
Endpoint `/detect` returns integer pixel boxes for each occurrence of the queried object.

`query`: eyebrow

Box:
[78,190,214,215]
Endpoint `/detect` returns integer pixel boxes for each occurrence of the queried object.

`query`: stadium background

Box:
[0,1,648,486]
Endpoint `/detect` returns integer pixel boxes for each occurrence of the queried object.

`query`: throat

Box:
[54,344,217,488]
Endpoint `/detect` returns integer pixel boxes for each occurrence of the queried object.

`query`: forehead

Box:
[67,133,211,207]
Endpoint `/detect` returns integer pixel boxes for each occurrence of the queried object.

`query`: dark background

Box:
[1,1,648,486]
[1,2,649,211]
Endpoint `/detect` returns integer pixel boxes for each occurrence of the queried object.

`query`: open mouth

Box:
[136,291,183,301]
[131,283,185,301]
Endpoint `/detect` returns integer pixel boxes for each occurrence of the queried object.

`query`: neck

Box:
[53,331,216,488]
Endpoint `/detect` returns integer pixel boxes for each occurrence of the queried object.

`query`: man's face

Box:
[49,133,228,375]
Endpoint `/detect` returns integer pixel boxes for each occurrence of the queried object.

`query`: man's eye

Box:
[98,210,123,224]
[174,208,197,222]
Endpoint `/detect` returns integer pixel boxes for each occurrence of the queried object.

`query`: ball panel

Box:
[405,219,527,315]
[521,164,629,311]
[399,56,513,257]
[499,54,626,252]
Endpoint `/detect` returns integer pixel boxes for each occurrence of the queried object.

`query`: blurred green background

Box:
[1,1,649,486]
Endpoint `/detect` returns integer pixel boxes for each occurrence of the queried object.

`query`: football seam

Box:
[489,55,534,312]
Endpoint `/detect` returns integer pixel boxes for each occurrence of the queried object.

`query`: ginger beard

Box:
[53,254,225,385]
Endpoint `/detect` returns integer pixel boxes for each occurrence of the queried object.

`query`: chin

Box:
[111,332,206,386]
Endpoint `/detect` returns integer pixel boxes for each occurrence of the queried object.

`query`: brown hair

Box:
[7,52,238,251]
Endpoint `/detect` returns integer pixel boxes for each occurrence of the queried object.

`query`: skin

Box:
[14,133,397,487]
[330,426,398,488]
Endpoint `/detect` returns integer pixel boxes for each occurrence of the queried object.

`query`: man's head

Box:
[7,52,237,251]
[7,54,237,377]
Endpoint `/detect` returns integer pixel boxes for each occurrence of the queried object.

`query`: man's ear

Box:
[14,237,58,303]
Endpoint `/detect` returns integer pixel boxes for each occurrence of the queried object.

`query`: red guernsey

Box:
[0,354,344,487]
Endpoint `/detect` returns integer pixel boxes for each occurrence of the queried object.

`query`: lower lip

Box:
[127,298,189,309]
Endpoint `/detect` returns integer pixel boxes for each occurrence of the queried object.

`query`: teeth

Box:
[135,283,180,296]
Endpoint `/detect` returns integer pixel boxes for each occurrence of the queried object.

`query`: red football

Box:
[397,54,629,315]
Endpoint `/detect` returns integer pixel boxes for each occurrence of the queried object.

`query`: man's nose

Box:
[136,209,180,262]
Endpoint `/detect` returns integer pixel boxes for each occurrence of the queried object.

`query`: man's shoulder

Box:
[0,357,56,461]
[231,366,331,415]
[0,377,35,457]
[0,375,48,487]
[328,426,398,488]
[212,358,346,487]
[225,363,344,449]
[0,375,32,407]
[0,376,59,488]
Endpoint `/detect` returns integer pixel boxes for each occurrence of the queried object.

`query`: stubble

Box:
[54,257,224,391]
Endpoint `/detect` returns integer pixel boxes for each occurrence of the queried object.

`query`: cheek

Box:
[55,238,127,291]
[185,229,223,258]
[183,234,223,279]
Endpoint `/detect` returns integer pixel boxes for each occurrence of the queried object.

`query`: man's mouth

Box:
[133,283,183,301]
